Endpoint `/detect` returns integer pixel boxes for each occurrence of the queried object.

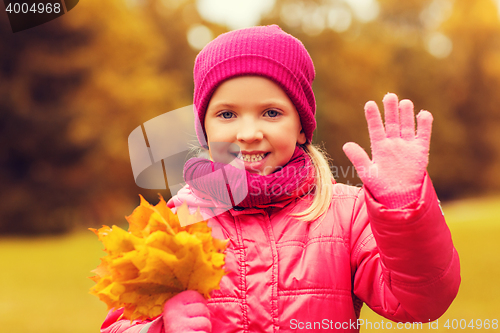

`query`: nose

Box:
[236,119,263,143]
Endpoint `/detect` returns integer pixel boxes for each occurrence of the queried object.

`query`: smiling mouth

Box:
[231,152,270,162]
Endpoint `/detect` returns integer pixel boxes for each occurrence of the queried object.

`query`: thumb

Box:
[342,142,372,173]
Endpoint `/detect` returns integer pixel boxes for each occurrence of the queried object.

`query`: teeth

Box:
[239,153,267,162]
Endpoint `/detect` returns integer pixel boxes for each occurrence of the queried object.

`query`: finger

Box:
[416,110,433,145]
[343,142,372,172]
[184,302,210,318]
[382,93,400,138]
[399,99,415,140]
[364,101,386,143]
[187,316,212,332]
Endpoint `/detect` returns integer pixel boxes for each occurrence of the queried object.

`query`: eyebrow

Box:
[208,100,290,111]
[210,102,237,109]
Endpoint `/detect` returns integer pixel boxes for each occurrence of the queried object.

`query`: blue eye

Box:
[220,111,234,119]
[266,109,280,117]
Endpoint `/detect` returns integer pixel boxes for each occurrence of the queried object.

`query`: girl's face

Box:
[205,76,306,176]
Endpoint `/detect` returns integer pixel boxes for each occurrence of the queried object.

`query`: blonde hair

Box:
[291,143,334,223]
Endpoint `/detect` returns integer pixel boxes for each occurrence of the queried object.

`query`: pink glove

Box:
[163,290,212,333]
[343,93,433,208]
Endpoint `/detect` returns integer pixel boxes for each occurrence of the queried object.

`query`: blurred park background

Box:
[1,0,499,332]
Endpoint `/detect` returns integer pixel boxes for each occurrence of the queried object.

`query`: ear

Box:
[297,128,306,145]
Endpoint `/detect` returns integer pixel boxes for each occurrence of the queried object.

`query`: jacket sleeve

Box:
[101,308,164,333]
[350,172,461,322]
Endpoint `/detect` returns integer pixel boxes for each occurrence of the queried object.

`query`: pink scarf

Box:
[183,146,315,208]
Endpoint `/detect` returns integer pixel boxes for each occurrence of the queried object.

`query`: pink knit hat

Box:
[193,24,317,146]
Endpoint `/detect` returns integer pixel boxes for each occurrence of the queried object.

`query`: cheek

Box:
[204,120,216,142]
[205,120,234,143]
[277,134,299,151]
[272,138,297,164]
[208,142,241,164]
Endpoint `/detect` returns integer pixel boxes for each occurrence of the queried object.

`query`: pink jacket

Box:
[101,173,460,333]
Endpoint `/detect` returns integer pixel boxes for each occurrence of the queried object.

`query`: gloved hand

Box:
[343,93,433,208]
[163,290,212,333]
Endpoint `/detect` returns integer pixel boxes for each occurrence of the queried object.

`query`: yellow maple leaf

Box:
[90,195,228,321]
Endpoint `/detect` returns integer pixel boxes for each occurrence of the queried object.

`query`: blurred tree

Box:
[432,0,500,198]
[0,10,94,234]
[0,0,210,234]
[2,0,500,235]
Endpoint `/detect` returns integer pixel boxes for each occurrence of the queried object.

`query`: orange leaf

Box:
[90,195,228,321]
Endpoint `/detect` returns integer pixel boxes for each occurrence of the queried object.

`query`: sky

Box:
[196,0,276,30]
[196,0,381,30]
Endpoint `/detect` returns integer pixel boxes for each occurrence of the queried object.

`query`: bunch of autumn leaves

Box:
[90,195,228,321]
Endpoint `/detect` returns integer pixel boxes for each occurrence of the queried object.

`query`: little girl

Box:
[101,25,460,333]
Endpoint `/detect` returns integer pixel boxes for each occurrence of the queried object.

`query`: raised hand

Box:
[342,93,433,208]
[163,290,212,333]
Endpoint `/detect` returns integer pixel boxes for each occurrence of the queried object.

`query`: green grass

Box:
[0,232,107,333]
[0,195,499,333]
